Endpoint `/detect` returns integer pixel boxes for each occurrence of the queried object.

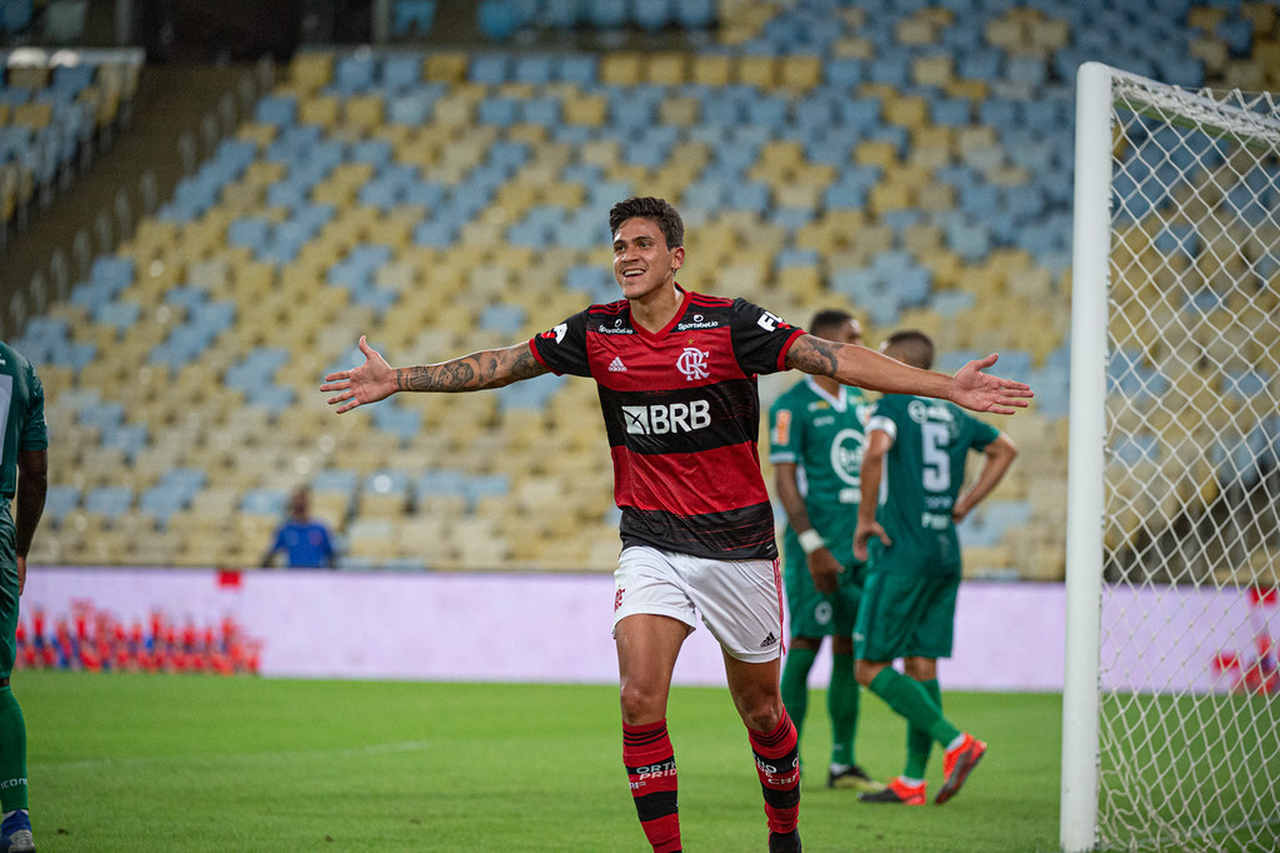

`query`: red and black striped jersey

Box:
[528,287,806,560]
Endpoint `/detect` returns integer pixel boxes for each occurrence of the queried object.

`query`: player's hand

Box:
[952,497,973,524]
[16,555,26,595]
[321,336,397,413]
[853,520,891,563]
[807,548,843,595]
[950,354,1034,415]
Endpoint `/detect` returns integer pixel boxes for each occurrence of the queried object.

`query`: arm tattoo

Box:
[395,344,548,392]
[785,334,840,376]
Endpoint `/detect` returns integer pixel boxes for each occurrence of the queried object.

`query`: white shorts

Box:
[611,544,784,664]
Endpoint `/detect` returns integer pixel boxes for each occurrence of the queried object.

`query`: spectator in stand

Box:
[260,487,336,569]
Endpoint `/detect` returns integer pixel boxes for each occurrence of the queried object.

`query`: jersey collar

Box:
[805,375,848,412]
[629,283,690,342]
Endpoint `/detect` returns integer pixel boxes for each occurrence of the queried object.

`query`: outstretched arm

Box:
[785,335,1033,415]
[322,336,549,413]
[952,433,1018,523]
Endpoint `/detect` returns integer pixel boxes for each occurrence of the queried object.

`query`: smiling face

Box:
[612,216,685,301]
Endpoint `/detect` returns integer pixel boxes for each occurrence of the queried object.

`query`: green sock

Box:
[0,686,28,812]
[904,678,942,778]
[828,653,858,767]
[780,646,818,746]
[868,668,960,748]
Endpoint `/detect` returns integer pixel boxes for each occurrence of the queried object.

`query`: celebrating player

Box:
[0,340,48,853]
[322,197,1032,851]
[853,330,1019,807]
[768,309,882,793]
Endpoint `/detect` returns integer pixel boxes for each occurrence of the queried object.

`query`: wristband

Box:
[797,529,825,555]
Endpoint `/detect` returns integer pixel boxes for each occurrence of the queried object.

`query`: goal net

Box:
[1063,64,1280,853]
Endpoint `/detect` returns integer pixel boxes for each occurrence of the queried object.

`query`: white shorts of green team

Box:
[611,544,784,664]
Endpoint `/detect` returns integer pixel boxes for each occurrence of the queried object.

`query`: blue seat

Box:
[371,405,421,442]
[513,55,554,85]
[469,54,510,84]
[587,0,627,28]
[931,97,971,127]
[634,0,671,30]
[85,486,134,519]
[556,55,596,84]
[825,58,863,88]
[336,54,376,93]
[478,96,519,126]
[45,485,81,523]
[242,489,287,516]
[416,469,471,499]
[674,0,714,27]
[393,0,436,36]
[386,91,432,125]
[1217,17,1254,56]
[364,469,411,495]
[381,55,421,91]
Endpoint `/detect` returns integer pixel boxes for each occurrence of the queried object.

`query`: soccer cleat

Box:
[0,811,34,853]
[0,829,34,853]
[935,733,987,805]
[858,776,926,805]
[768,829,802,852]
[827,763,886,793]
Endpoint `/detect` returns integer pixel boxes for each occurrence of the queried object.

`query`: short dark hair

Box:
[808,309,854,338]
[608,196,684,249]
[884,330,935,370]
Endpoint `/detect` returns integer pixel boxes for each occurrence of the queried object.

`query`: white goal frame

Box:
[1062,61,1280,853]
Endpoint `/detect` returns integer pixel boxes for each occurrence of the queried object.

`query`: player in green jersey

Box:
[853,331,1017,807]
[0,341,47,853]
[768,310,883,793]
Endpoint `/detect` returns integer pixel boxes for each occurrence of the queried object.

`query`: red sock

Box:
[748,711,800,835]
[623,719,681,852]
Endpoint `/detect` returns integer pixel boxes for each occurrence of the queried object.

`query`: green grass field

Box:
[18,672,1061,852]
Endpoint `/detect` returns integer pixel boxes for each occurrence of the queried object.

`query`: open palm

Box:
[952,354,1034,415]
[321,336,396,413]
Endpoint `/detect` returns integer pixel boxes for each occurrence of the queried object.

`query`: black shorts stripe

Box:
[622,503,778,560]
[632,790,679,822]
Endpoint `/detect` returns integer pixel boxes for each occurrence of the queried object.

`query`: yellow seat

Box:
[299,94,340,127]
[563,93,606,126]
[854,140,898,169]
[691,55,732,86]
[884,95,928,129]
[290,51,334,91]
[600,54,642,86]
[658,96,700,127]
[425,52,467,82]
[12,102,52,130]
[779,56,821,90]
[735,56,777,88]
[912,55,953,88]
[344,94,384,132]
[646,53,687,86]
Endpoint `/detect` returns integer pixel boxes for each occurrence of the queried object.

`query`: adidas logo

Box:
[608,356,627,372]
[760,632,778,649]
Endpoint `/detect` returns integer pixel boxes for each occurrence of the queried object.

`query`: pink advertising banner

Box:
[18,567,1274,692]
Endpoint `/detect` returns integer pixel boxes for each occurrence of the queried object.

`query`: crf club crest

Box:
[676,347,709,381]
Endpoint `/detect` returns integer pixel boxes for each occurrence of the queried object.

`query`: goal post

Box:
[1063,63,1280,853]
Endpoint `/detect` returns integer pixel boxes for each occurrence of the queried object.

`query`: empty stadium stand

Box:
[10,0,1279,580]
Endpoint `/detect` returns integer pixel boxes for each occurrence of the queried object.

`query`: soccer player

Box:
[260,487,336,569]
[321,197,1031,851]
[852,330,1018,807]
[0,340,48,853]
[768,309,881,792]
